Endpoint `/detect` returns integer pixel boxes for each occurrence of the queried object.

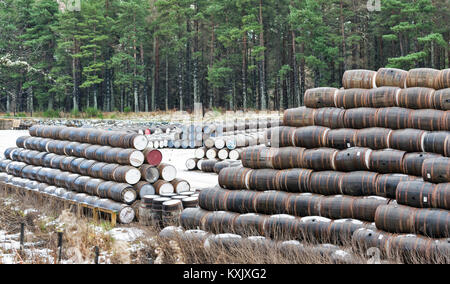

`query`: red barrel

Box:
[304,87,337,108]
[340,171,379,196]
[342,70,377,89]
[309,171,344,195]
[335,89,368,109]
[302,148,338,171]
[410,109,445,131]
[334,147,371,172]
[314,108,346,129]
[275,169,312,193]
[366,87,400,108]
[270,147,305,170]
[375,173,419,199]
[431,89,450,111]
[344,108,377,129]
[406,68,440,89]
[293,126,329,149]
[143,148,163,166]
[218,167,253,190]
[376,68,408,88]
[324,129,357,150]
[402,152,442,176]
[397,88,435,109]
[369,149,406,174]
[389,129,427,152]
[355,128,392,150]
[283,107,316,128]
[376,107,411,130]
[422,157,450,183]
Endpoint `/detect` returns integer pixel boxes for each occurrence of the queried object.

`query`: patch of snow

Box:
[108,227,145,243]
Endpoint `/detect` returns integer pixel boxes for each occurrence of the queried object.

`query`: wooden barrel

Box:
[396,181,436,209]
[218,167,252,190]
[84,178,104,196]
[275,169,312,193]
[116,149,145,167]
[313,108,346,129]
[342,70,377,89]
[157,163,177,182]
[319,195,355,220]
[431,89,450,110]
[388,234,450,262]
[286,193,322,217]
[234,213,267,236]
[302,148,338,171]
[344,108,377,129]
[198,159,218,173]
[433,183,450,210]
[73,176,91,193]
[352,196,391,222]
[112,166,141,185]
[265,127,296,147]
[437,69,450,89]
[226,190,259,213]
[198,187,229,211]
[203,211,238,235]
[366,87,400,108]
[185,158,199,171]
[139,164,159,183]
[162,200,183,226]
[241,147,272,169]
[151,197,171,226]
[375,204,416,234]
[376,68,408,88]
[171,178,191,194]
[247,169,278,191]
[406,68,440,89]
[229,149,242,161]
[72,143,91,158]
[334,147,371,172]
[271,147,305,170]
[180,208,209,230]
[413,208,449,238]
[134,181,156,199]
[16,136,29,148]
[397,88,435,109]
[182,196,199,209]
[375,174,419,199]
[293,126,329,148]
[423,132,450,156]
[324,129,357,150]
[340,171,378,196]
[153,180,175,195]
[85,145,102,160]
[369,149,406,174]
[89,162,107,179]
[283,107,316,128]
[422,157,450,183]
[78,160,96,176]
[376,107,411,130]
[213,161,233,174]
[304,87,338,108]
[389,129,427,152]
[60,157,76,172]
[265,215,298,240]
[206,148,218,159]
[410,109,445,131]
[309,171,343,195]
[335,89,369,109]
[64,142,81,157]
[254,191,290,215]
[218,149,229,160]
[352,228,390,257]
[402,152,442,176]
[143,148,162,166]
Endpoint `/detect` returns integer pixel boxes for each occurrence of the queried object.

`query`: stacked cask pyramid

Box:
[0,126,197,225]
[180,68,450,261]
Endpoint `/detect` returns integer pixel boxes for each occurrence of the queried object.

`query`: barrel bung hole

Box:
[368,233,372,237]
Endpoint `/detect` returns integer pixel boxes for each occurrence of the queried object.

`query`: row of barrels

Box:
[1,160,138,204]
[341,68,449,90]
[305,87,449,110]
[181,207,374,245]
[375,204,449,238]
[135,178,192,198]
[240,147,450,184]
[267,126,450,156]
[0,173,135,224]
[29,125,149,151]
[283,107,450,131]
[198,187,392,222]
[195,147,242,161]
[186,159,242,174]
[218,166,450,202]
[15,136,148,167]
[204,132,267,150]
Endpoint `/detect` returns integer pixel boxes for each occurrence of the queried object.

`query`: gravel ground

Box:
[0,130,218,191]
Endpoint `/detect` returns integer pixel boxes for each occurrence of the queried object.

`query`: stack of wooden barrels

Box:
[179,68,450,261]
[0,125,195,226]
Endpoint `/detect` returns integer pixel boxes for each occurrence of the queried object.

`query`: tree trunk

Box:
[242,33,248,110]
[152,36,159,111]
[165,53,169,111]
[179,52,183,111]
[259,0,266,110]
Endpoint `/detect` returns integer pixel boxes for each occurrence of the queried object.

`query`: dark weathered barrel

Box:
[314,108,346,129]
[293,126,329,149]
[286,194,322,217]
[352,228,390,257]
[344,108,377,129]
[423,132,450,156]
[78,160,96,176]
[171,178,191,194]
[265,215,299,240]
[283,107,316,128]
[437,69,450,89]
[180,208,209,229]
[389,129,427,152]
[198,187,229,211]
[182,196,199,209]
[342,70,377,89]
[139,164,159,183]
[304,87,337,108]
[275,169,312,193]
[335,89,368,109]
[308,171,343,195]
[234,213,268,236]
[352,196,391,222]
[84,178,104,196]
[369,149,406,174]
[334,147,371,172]
[340,171,378,196]
[402,152,442,176]
[134,181,156,199]
[375,107,411,130]
[413,208,449,238]
[203,211,238,234]
[318,195,355,220]
[226,190,259,213]
[88,162,107,179]
[218,167,252,190]
[271,147,305,170]
[410,109,445,131]
[302,148,338,171]
[115,149,145,167]
[375,174,419,199]
[422,157,450,183]
[366,87,400,108]
[112,165,141,185]
[324,129,357,150]
[406,68,440,89]
[16,136,29,148]
[241,147,272,169]
[432,89,450,111]
[433,183,450,210]
[254,191,291,215]
[396,181,436,209]
[247,169,278,191]
[162,200,183,226]
[376,68,408,88]
[198,159,218,173]
[397,88,435,109]
[153,180,175,195]
[265,127,296,147]
[375,204,416,234]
